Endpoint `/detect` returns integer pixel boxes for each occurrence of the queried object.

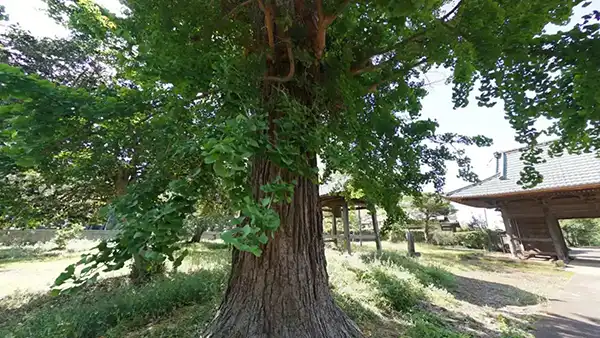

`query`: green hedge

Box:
[432,230,501,250]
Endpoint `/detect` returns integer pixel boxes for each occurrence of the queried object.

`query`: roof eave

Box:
[445,182,600,203]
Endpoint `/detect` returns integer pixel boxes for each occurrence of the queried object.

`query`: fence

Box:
[0,229,119,245]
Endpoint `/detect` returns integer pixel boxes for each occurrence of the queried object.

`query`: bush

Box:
[407,313,471,338]
[54,224,84,249]
[431,230,502,251]
[457,231,489,249]
[362,251,456,290]
[364,268,424,313]
[561,218,600,247]
[0,269,227,338]
[431,231,459,246]
[389,229,425,243]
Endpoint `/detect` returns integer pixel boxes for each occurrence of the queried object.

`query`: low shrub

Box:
[0,269,227,338]
[364,268,424,313]
[389,229,425,243]
[54,225,84,249]
[431,231,459,246]
[362,251,456,290]
[407,313,471,338]
[457,231,489,249]
[432,230,502,250]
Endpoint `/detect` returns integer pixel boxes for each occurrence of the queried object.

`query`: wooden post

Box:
[332,213,338,246]
[343,202,352,255]
[357,209,363,246]
[543,205,569,263]
[371,208,382,254]
[406,231,416,257]
[500,208,518,258]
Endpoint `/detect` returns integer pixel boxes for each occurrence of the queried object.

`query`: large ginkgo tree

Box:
[3,0,598,336]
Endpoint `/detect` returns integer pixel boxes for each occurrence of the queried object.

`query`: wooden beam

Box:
[357,209,363,246]
[500,208,518,258]
[543,205,569,263]
[343,202,352,255]
[517,237,554,243]
[371,208,382,254]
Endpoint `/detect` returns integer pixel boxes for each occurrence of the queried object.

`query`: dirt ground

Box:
[0,257,81,298]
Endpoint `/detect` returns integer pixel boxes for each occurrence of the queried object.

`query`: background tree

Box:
[411,193,456,243]
[5,0,595,336]
[0,26,115,227]
[466,215,488,229]
[561,218,600,247]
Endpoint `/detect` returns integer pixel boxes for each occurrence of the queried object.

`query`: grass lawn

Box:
[0,241,571,337]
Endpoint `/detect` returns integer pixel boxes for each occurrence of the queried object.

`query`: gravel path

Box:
[535,256,600,338]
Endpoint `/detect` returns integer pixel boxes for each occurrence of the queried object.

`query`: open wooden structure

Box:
[320,193,382,255]
[446,143,600,262]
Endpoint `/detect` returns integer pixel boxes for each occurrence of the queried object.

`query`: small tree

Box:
[411,193,456,243]
[466,215,488,229]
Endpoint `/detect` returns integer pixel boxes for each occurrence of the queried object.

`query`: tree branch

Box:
[314,0,352,60]
[351,31,427,75]
[441,0,462,21]
[367,58,428,93]
[227,0,253,18]
[264,42,295,83]
[352,4,463,76]
[257,0,275,50]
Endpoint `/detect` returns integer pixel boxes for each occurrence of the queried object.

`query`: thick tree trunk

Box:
[205,158,363,338]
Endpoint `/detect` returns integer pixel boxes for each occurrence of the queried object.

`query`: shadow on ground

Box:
[0,247,60,265]
[360,251,542,308]
[422,250,549,273]
[452,275,541,308]
[354,259,508,337]
[334,291,409,337]
[535,313,600,338]
[360,251,456,290]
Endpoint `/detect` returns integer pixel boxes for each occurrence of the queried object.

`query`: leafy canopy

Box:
[1,0,597,288]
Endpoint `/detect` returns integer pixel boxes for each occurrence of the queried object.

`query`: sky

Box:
[2,0,599,228]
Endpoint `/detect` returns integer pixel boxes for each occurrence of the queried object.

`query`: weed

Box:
[1,243,549,338]
[0,269,227,338]
[407,313,471,338]
[364,267,424,313]
[361,251,456,290]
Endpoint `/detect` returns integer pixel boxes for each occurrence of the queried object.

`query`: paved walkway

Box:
[535,249,600,337]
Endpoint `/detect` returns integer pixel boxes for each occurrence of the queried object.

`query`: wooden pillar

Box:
[371,208,382,254]
[406,231,416,257]
[342,202,352,255]
[332,213,338,246]
[357,209,363,246]
[500,208,518,258]
[543,205,569,263]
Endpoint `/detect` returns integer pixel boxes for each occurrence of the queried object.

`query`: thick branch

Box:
[367,58,428,93]
[441,0,462,21]
[351,31,427,75]
[314,0,352,60]
[264,42,295,83]
[352,5,463,76]
[257,0,275,50]
[227,0,253,17]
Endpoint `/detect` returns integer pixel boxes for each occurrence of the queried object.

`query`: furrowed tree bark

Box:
[205,158,363,337]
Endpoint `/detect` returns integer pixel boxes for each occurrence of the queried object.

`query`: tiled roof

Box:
[446,143,600,199]
[319,173,348,196]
